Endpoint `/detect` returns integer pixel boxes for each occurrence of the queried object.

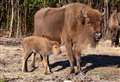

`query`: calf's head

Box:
[51,41,61,55]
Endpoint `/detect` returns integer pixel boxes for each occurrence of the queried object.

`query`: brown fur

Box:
[22,36,61,74]
[34,3,102,73]
[109,10,120,47]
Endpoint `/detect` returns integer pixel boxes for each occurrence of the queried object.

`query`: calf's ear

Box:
[51,41,59,46]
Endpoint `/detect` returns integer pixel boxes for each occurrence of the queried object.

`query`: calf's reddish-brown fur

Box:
[22,36,61,74]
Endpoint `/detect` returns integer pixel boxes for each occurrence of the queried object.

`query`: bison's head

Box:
[80,8,103,47]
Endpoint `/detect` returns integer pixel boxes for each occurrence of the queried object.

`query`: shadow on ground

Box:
[50,54,120,73]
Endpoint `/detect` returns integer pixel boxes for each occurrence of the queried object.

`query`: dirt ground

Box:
[0,39,120,82]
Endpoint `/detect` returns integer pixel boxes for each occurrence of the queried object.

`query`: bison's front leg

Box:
[74,52,81,73]
[65,41,75,74]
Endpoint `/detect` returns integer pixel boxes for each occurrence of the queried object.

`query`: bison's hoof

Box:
[44,71,52,75]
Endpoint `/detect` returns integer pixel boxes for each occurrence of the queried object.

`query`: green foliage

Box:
[0,79,5,82]
[25,0,60,33]
[0,0,120,37]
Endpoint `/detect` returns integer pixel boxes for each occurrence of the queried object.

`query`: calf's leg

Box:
[42,54,51,74]
[22,50,33,72]
[31,53,36,68]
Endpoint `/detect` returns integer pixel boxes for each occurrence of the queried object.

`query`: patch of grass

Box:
[0,79,6,82]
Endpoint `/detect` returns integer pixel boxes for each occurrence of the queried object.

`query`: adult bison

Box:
[33,3,102,74]
[108,10,120,47]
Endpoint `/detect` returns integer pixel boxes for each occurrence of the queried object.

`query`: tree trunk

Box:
[16,0,20,38]
[88,0,92,6]
[103,0,109,39]
[9,0,14,37]
[24,6,27,35]
[6,0,10,30]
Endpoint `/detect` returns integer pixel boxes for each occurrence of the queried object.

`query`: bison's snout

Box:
[112,36,117,42]
[91,32,102,48]
[94,32,102,41]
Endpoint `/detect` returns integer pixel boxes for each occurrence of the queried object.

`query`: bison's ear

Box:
[80,10,90,25]
[80,10,87,18]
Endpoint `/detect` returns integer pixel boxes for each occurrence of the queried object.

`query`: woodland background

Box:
[0,0,120,37]
[0,1,120,82]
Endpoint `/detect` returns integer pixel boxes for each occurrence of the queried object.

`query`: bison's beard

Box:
[90,32,102,48]
[73,37,98,51]
[73,31,101,51]
[90,40,98,48]
[90,36,100,48]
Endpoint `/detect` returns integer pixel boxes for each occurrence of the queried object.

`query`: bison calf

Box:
[22,36,61,74]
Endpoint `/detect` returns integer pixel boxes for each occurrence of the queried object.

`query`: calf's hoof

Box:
[70,68,75,74]
[22,68,28,72]
[44,71,49,75]
[31,65,36,68]
[76,66,81,73]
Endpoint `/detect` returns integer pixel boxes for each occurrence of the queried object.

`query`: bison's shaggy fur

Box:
[34,3,102,74]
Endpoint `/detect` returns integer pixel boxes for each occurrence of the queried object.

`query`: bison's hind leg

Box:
[22,50,33,72]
